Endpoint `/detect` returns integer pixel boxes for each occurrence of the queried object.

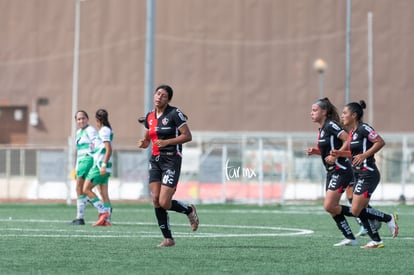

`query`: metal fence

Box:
[1,132,414,203]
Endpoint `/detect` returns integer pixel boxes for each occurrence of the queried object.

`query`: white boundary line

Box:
[0,218,314,238]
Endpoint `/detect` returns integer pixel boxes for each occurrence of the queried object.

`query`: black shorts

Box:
[348,176,356,187]
[148,154,182,188]
[353,168,380,198]
[325,168,353,193]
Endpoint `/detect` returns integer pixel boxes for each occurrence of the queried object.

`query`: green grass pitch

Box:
[0,202,413,274]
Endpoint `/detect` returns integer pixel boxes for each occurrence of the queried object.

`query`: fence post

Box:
[221,145,227,203]
[258,138,264,206]
[400,135,407,203]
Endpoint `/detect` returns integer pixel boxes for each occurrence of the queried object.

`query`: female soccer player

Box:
[137,84,199,247]
[331,100,398,248]
[69,110,98,225]
[83,109,113,226]
[307,98,358,246]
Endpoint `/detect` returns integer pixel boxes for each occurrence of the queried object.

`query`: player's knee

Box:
[152,196,161,208]
[82,183,92,195]
[158,199,171,210]
[323,203,335,214]
[351,208,361,217]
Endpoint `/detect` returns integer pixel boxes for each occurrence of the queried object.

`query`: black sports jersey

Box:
[317,119,350,171]
[349,122,379,171]
[144,105,187,156]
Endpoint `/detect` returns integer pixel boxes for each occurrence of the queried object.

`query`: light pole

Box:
[313,58,327,99]
[67,0,84,205]
[313,58,328,199]
[71,0,82,145]
[142,0,156,197]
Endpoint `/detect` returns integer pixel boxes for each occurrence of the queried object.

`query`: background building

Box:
[0,0,413,146]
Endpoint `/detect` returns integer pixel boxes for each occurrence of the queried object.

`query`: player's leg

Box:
[97,184,112,224]
[83,169,108,226]
[346,182,368,236]
[69,177,88,225]
[325,171,357,246]
[70,158,93,225]
[97,184,111,225]
[352,193,386,248]
[325,189,357,246]
[151,181,175,247]
[160,155,199,231]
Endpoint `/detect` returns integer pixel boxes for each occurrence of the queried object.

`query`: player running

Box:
[307,98,358,247]
[331,100,398,248]
[137,84,199,247]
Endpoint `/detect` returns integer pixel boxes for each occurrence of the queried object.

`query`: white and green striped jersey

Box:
[76,125,98,161]
[93,126,113,172]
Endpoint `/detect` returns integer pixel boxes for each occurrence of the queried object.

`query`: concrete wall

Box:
[1,0,413,146]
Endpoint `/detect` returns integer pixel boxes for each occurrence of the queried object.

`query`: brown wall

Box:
[0,0,413,146]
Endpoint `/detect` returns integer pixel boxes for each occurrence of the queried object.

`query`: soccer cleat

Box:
[92,212,110,226]
[93,220,112,227]
[387,214,399,238]
[356,226,368,237]
[157,238,175,247]
[187,204,199,231]
[361,240,384,249]
[69,218,85,225]
[333,238,358,247]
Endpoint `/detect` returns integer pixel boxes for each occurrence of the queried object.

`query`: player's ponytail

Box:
[96,109,112,129]
[315,97,340,124]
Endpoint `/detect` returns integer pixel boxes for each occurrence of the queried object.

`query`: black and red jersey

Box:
[317,119,351,171]
[144,105,187,156]
[349,122,379,171]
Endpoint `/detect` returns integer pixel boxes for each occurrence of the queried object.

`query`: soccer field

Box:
[0,202,413,274]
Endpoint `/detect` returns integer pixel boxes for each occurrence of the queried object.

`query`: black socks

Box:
[155,207,172,239]
[333,214,355,240]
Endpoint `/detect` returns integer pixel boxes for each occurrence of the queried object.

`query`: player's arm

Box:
[328,130,351,158]
[364,134,385,157]
[175,124,192,144]
[100,141,112,175]
[330,143,352,158]
[137,130,151,148]
[155,124,192,148]
[306,147,320,156]
[352,133,385,166]
[331,150,352,158]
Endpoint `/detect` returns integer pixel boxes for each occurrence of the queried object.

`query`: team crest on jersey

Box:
[320,130,325,138]
[353,133,358,140]
[162,117,169,125]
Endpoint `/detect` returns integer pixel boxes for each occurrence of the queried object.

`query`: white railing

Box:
[1,131,414,203]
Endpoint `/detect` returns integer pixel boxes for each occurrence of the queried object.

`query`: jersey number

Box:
[162,174,174,186]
